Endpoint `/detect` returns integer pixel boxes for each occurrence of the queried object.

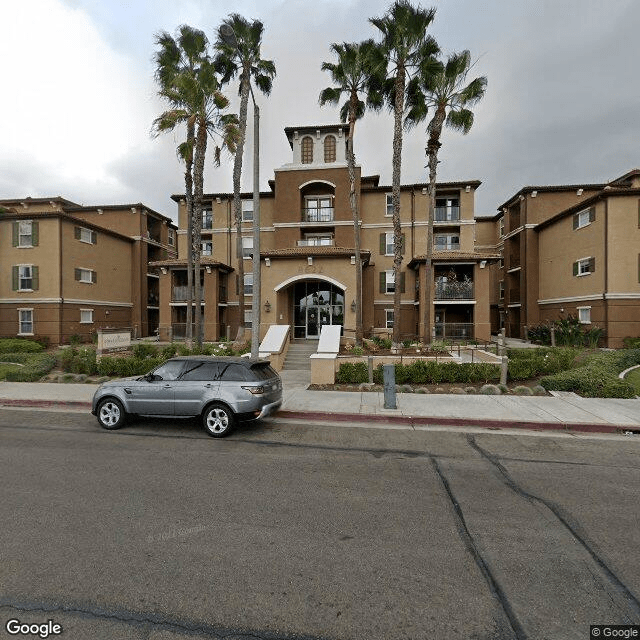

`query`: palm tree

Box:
[214,14,276,344]
[408,50,487,342]
[319,39,376,347]
[369,1,439,348]
[153,25,207,346]
[153,26,238,347]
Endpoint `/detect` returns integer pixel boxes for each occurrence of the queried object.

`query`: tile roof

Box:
[261,246,371,259]
[148,257,232,271]
[409,251,501,267]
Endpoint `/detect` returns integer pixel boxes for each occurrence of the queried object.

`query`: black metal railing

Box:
[434,206,460,222]
[434,282,474,300]
[434,323,474,339]
[302,207,334,223]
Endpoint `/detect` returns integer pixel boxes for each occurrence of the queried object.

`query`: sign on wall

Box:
[97,328,131,357]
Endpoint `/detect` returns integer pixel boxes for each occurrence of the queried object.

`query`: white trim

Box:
[503,226,523,239]
[169,302,207,307]
[433,300,476,305]
[275,221,354,229]
[0,298,62,304]
[79,308,94,324]
[298,179,336,189]
[147,272,160,279]
[361,222,414,229]
[274,274,346,292]
[507,266,521,273]
[64,299,133,307]
[606,293,640,300]
[373,300,416,305]
[577,306,591,324]
[507,303,521,308]
[538,294,602,305]
[274,163,349,173]
[17,307,34,336]
[433,261,476,266]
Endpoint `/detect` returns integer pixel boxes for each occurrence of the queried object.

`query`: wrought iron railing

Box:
[434,282,474,300]
[302,207,334,223]
[434,323,474,339]
[434,206,460,222]
[172,286,193,302]
[435,242,461,251]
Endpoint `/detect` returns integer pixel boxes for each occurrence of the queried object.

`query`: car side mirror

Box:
[145,373,159,382]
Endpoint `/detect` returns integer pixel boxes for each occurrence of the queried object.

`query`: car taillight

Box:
[242,385,264,395]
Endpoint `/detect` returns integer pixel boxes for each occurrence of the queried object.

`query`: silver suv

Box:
[91,356,282,438]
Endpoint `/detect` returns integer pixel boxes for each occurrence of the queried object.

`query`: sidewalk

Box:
[0,379,639,435]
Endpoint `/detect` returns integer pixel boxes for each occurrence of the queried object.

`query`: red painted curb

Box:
[276,410,626,434]
[0,399,92,410]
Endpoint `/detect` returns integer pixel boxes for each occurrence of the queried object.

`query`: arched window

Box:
[324,135,336,163]
[301,136,313,164]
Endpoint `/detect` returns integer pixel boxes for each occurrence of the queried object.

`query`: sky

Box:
[1,0,638,221]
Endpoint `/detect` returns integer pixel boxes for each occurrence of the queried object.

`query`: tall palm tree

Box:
[319,39,376,347]
[153,25,208,346]
[369,1,439,348]
[214,14,276,344]
[408,50,487,342]
[153,26,238,347]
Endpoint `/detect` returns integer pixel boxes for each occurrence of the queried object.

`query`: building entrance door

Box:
[293,280,344,339]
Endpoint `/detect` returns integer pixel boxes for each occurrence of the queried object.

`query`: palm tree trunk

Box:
[424,109,445,345]
[184,118,195,348]
[391,66,405,349]
[347,95,362,347]
[192,120,208,347]
[233,72,251,343]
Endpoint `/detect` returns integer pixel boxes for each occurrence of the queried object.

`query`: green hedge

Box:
[507,347,580,380]
[540,349,640,398]
[96,356,164,378]
[0,339,44,354]
[4,353,56,381]
[336,360,500,385]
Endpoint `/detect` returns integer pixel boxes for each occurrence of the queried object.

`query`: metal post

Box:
[383,364,397,409]
[368,356,374,384]
[500,356,508,386]
[250,96,261,358]
[550,326,556,347]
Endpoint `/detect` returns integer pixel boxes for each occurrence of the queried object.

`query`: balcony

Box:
[434,281,474,300]
[172,286,193,302]
[435,242,460,252]
[434,323,474,339]
[218,285,227,303]
[302,207,334,223]
[147,293,159,307]
[434,206,460,222]
[296,239,334,247]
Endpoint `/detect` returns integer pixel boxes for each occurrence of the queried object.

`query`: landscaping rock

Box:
[416,387,430,394]
[498,384,509,394]
[532,385,547,396]
[464,387,477,394]
[480,384,501,395]
[74,374,87,383]
[358,382,375,391]
[401,384,413,393]
[434,387,446,394]
[450,387,466,394]
[513,385,534,396]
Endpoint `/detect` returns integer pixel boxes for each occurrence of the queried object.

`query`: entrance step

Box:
[282,341,317,371]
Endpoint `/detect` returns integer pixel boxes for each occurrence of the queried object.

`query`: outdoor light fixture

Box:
[264,300,271,313]
[350,300,356,312]
[307,256,313,265]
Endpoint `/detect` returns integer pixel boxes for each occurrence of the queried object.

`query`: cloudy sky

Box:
[1,0,638,221]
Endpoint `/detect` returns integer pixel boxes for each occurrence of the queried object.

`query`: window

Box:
[19,221,34,247]
[577,307,591,324]
[385,193,393,216]
[242,236,253,258]
[201,241,212,256]
[304,196,333,222]
[180,361,220,381]
[75,226,97,244]
[385,309,394,329]
[168,229,175,246]
[80,309,94,324]
[435,234,460,251]
[18,309,33,335]
[18,266,33,290]
[219,363,250,381]
[384,232,394,256]
[573,257,595,276]
[324,135,336,163]
[244,309,252,329]
[75,268,96,284]
[573,207,595,230]
[244,272,253,295]
[499,217,505,237]
[385,270,395,294]
[499,258,504,269]
[499,281,504,300]
[151,360,185,381]
[303,234,332,246]
[202,209,213,229]
[435,197,460,221]
[301,136,313,164]
[241,199,253,222]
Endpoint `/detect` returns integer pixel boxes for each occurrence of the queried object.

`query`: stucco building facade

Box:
[153,124,497,345]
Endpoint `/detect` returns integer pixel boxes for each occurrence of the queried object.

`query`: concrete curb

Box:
[1,399,636,436]
[277,410,631,435]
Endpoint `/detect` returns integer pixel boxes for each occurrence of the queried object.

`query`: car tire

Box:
[202,403,235,438]
[97,397,126,430]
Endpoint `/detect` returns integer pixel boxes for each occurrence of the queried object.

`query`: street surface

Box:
[1,409,639,639]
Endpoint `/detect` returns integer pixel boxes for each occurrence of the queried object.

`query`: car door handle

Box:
[204,383,213,388]
[163,384,172,389]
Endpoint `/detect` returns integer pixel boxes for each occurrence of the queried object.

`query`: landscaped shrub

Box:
[540,350,640,398]
[507,347,580,380]
[336,362,369,384]
[58,347,98,376]
[366,361,499,385]
[96,356,163,378]
[132,343,159,359]
[527,324,551,345]
[4,353,56,381]
[161,344,178,359]
[622,337,640,349]
[0,338,44,354]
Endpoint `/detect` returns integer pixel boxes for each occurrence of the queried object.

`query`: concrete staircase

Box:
[282,340,317,371]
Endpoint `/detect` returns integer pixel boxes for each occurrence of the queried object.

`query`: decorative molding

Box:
[538,294,603,305]
[274,274,346,292]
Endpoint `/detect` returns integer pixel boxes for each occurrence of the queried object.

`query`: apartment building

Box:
[475,169,640,347]
[153,123,497,344]
[0,197,177,344]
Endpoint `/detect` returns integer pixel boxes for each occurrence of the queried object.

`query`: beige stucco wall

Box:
[606,195,640,293]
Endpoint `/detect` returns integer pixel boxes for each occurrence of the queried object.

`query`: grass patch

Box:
[624,367,640,396]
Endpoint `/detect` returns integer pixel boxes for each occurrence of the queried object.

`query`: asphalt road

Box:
[1,409,639,640]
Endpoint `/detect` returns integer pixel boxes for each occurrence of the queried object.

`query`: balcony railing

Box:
[434,206,460,222]
[434,282,474,300]
[435,242,461,251]
[434,323,474,339]
[172,286,193,302]
[147,293,159,307]
[302,207,334,223]
[296,239,334,247]
[218,285,227,303]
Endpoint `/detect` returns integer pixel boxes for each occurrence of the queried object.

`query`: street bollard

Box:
[498,328,506,356]
[368,356,374,384]
[383,364,397,409]
[550,326,556,347]
[500,356,508,386]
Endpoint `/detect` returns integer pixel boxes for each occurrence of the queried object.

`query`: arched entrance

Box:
[292,280,345,339]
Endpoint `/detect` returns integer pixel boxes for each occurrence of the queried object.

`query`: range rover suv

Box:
[91,356,283,438]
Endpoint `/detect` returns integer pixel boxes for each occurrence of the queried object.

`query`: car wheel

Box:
[97,398,126,430]
[202,403,235,438]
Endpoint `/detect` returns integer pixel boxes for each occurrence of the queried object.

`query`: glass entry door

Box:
[293,281,344,339]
